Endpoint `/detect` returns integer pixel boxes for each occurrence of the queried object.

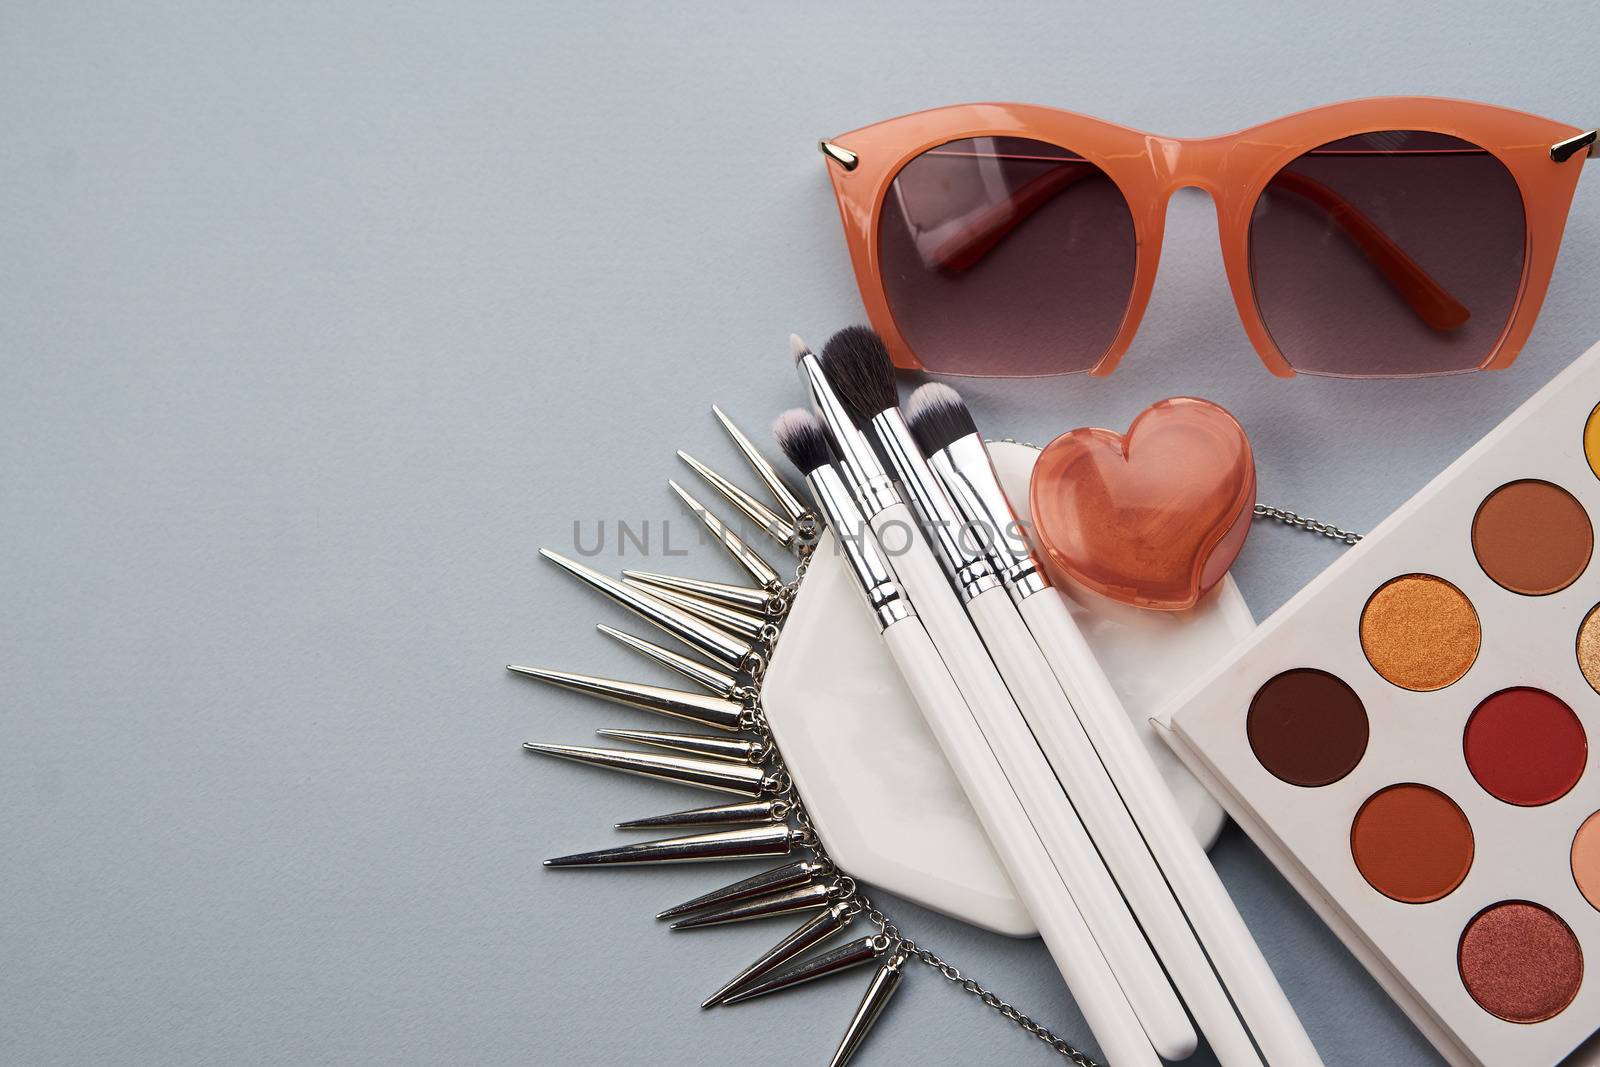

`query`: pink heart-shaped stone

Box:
[1028,397,1255,611]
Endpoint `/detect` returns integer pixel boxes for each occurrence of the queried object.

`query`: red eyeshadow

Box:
[1463,688,1587,806]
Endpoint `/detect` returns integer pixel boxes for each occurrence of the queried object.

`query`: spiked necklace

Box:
[514,406,1103,1067]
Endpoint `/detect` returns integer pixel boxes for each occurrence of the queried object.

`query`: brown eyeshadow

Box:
[1247,669,1368,786]
[1350,784,1473,903]
[1458,901,1584,1023]
[1471,479,1593,595]
[1358,574,1480,691]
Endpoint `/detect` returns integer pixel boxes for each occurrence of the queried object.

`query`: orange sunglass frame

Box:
[820,97,1593,377]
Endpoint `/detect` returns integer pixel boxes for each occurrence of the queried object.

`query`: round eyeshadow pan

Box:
[1350,784,1473,903]
[1247,668,1368,786]
[1458,901,1583,1023]
[1464,687,1587,806]
[1576,811,1600,913]
[1577,603,1600,696]
[1585,401,1600,482]
[1471,479,1592,595]
[1359,574,1479,691]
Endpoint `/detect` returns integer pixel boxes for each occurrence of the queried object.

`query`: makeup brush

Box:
[902,383,1262,1066]
[907,382,1324,1067]
[774,408,1161,1067]
[819,327,1194,1061]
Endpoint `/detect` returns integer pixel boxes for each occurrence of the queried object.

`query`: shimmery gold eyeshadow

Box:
[1585,401,1600,481]
[1471,479,1592,595]
[1359,574,1480,691]
[1577,603,1600,696]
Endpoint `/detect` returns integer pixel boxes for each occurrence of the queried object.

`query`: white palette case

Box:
[1160,340,1600,1067]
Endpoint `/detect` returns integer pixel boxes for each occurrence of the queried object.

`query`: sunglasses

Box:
[819,98,1595,379]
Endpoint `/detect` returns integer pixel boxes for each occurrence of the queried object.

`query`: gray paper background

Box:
[4,3,1598,1064]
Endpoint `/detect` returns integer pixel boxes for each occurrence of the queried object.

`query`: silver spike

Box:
[657,860,828,920]
[712,404,812,528]
[620,571,774,617]
[721,936,884,1005]
[506,665,745,732]
[595,728,764,764]
[678,450,799,550]
[620,579,766,642]
[670,881,837,930]
[701,902,852,1008]
[668,481,783,590]
[543,823,799,868]
[523,743,777,796]
[615,797,789,831]
[539,549,752,668]
[828,952,907,1067]
[595,624,740,697]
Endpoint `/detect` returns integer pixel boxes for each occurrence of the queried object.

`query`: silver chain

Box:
[858,897,1101,1066]
[1253,503,1363,544]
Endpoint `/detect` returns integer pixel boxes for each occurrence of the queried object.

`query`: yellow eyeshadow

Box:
[1585,401,1600,481]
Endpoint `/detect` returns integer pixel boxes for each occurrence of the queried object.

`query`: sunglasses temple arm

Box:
[927,156,1468,333]
[1273,171,1468,331]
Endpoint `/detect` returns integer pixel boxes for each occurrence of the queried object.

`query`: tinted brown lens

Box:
[876,137,1136,377]
[1248,131,1525,377]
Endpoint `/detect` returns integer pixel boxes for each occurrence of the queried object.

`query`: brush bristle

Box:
[789,333,812,363]
[819,325,898,423]
[772,409,832,475]
[905,383,978,455]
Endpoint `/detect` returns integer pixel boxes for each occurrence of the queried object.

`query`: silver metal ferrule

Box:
[805,462,912,630]
[929,435,1050,600]
[868,410,1001,603]
[797,354,900,518]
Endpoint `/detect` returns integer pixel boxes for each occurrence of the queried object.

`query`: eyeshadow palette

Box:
[1159,340,1600,1067]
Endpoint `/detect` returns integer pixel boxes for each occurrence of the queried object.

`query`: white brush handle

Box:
[1020,589,1324,1067]
[879,616,1158,1067]
[964,587,1195,1061]
[971,587,1263,1067]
